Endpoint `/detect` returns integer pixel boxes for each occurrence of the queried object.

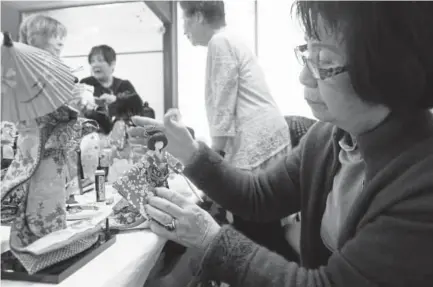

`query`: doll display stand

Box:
[0,185,123,284]
[1,220,116,284]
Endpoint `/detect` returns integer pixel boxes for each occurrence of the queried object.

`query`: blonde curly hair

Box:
[19,14,67,49]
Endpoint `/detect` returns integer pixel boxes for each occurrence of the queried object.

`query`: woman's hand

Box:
[99,93,117,104]
[94,93,116,107]
[145,187,221,250]
[128,109,199,165]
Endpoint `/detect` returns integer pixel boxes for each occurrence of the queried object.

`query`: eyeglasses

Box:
[295,44,347,80]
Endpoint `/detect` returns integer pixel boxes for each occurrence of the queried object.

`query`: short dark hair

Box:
[179,1,226,27]
[88,45,116,65]
[111,91,144,120]
[294,1,433,112]
[147,131,168,151]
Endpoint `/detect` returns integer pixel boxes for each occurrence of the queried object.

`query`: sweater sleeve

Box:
[118,80,137,93]
[109,80,144,118]
[183,141,302,222]
[194,190,433,287]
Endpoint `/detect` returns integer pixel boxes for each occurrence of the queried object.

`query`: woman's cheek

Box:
[319,73,357,101]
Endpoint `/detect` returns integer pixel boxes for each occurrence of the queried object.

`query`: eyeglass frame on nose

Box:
[295,44,347,80]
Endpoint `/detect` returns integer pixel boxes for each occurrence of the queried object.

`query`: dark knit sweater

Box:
[184,111,433,287]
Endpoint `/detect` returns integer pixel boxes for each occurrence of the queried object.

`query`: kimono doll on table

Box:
[1,18,104,274]
[0,104,101,274]
[111,129,171,228]
[1,121,17,175]
[104,92,155,230]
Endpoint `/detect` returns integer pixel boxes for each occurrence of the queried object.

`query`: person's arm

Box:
[83,109,112,135]
[194,192,433,287]
[206,37,239,152]
[79,76,97,87]
[120,80,137,93]
[184,141,302,222]
[108,80,142,115]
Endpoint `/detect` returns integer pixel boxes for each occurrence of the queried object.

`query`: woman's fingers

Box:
[148,196,184,218]
[131,116,164,130]
[155,187,190,208]
[128,136,148,146]
[145,204,174,226]
[127,126,152,138]
[130,144,148,156]
[149,220,178,240]
[163,109,182,126]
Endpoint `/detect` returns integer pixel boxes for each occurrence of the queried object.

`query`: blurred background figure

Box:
[19,14,67,57]
[80,45,143,134]
[179,0,292,257]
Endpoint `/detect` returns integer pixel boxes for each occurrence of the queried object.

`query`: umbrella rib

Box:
[11,50,27,121]
[16,50,41,118]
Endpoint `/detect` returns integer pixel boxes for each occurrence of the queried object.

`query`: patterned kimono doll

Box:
[1,121,17,179]
[0,106,101,274]
[112,130,170,223]
[106,118,148,230]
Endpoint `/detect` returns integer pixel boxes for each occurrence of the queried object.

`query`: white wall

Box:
[24,2,166,120]
[257,0,312,118]
[1,2,21,40]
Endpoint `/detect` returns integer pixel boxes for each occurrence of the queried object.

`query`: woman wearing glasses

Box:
[130,1,433,286]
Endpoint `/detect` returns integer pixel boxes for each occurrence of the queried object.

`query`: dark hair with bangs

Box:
[179,1,226,27]
[88,45,116,65]
[294,1,433,112]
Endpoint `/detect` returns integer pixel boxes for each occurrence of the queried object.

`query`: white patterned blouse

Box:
[205,29,291,169]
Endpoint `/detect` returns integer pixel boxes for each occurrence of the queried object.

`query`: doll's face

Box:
[155,141,164,152]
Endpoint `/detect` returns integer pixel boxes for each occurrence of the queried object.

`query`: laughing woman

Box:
[130,1,433,286]
[80,45,142,134]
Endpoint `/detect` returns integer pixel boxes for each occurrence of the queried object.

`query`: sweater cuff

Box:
[189,225,259,285]
[183,141,223,180]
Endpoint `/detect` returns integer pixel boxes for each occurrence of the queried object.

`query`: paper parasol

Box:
[1,32,77,122]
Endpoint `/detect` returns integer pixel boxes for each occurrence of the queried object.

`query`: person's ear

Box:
[110,60,116,73]
[195,12,204,24]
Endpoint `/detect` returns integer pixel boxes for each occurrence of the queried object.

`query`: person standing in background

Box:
[179,0,292,252]
[180,1,290,170]
[80,45,143,134]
